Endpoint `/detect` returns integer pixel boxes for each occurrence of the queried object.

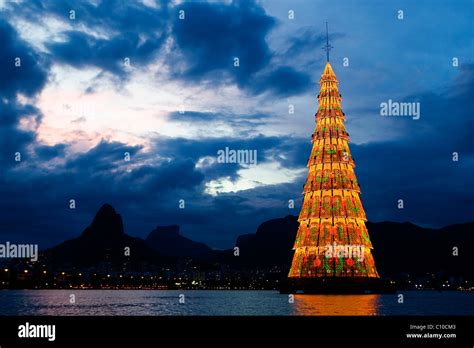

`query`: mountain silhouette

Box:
[230,216,473,278]
[228,215,298,267]
[81,203,125,239]
[368,221,474,278]
[44,204,161,268]
[145,225,214,258]
[42,204,473,279]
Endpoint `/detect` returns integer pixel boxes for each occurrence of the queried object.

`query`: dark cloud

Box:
[65,140,143,173]
[169,111,269,123]
[151,134,288,183]
[167,111,275,138]
[152,134,282,162]
[6,0,171,35]
[6,0,312,96]
[0,6,308,248]
[168,1,312,97]
[128,159,204,192]
[0,20,58,244]
[167,111,271,133]
[35,144,66,160]
[250,66,312,97]
[0,133,303,248]
[0,19,48,97]
[0,19,47,166]
[170,1,275,83]
[0,126,35,165]
[46,31,165,78]
[0,100,39,127]
[0,139,205,245]
[5,0,169,79]
[352,64,474,227]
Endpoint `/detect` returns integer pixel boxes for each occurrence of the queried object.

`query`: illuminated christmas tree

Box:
[288,24,379,280]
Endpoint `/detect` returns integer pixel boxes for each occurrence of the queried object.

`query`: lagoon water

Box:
[0,290,472,316]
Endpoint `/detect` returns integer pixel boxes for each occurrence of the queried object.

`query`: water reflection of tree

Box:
[293,294,380,316]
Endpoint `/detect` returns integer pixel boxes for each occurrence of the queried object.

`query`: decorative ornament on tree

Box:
[314,258,321,267]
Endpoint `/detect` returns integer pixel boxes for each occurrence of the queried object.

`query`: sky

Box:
[0,0,473,249]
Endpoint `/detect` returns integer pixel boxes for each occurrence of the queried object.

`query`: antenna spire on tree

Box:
[323,22,333,62]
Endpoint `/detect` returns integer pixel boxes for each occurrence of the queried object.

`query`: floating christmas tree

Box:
[288,24,379,279]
